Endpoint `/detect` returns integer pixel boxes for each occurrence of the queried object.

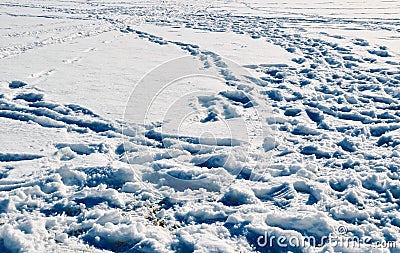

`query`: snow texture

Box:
[0,0,400,252]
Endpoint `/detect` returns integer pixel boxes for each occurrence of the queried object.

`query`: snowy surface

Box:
[1,0,400,252]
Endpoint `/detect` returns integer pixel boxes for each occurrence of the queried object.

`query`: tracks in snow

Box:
[0,1,400,252]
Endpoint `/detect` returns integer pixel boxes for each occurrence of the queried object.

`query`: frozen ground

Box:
[0,0,400,252]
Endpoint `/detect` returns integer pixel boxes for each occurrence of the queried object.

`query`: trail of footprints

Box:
[116,6,400,239]
[1,3,400,251]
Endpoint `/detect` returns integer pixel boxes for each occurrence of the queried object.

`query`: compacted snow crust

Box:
[0,0,400,252]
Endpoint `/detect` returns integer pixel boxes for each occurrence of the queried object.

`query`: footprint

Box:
[83,47,96,53]
[30,69,55,78]
[9,80,27,89]
[63,57,81,64]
